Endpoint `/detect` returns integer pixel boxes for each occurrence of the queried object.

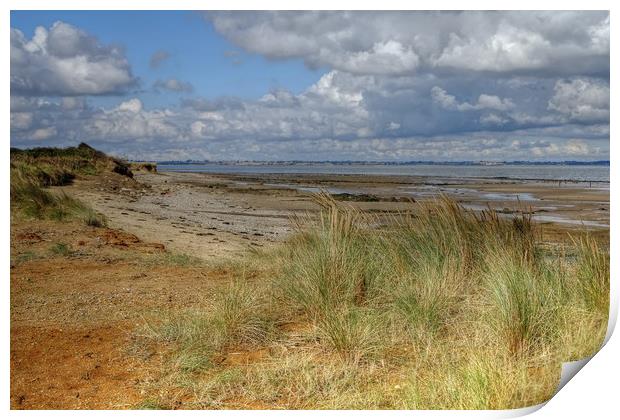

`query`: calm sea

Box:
[158,163,610,183]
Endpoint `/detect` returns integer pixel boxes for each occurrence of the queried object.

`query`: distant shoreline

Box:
[156,163,610,184]
[159,170,610,185]
[153,160,610,166]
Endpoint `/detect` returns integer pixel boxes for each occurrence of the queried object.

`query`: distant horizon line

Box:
[149,159,610,166]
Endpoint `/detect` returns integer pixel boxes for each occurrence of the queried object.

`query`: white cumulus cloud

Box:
[431,87,515,112]
[11,21,136,96]
[548,78,609,122]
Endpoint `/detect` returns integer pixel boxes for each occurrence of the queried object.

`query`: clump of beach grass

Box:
[482,252,560,356]
[49,242,72,257]
[140,252,205,267]
[83,208,107,227]
[573,234,610,315]
[139,279,276,375]
[137,193,609,409]
[10,175,107,226]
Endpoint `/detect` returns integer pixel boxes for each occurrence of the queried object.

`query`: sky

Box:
[10,11,610,162]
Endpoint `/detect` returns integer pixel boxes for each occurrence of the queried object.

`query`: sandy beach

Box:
[68,169,610,260]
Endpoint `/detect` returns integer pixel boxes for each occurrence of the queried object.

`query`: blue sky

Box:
[11,10,325,109]
[10,11,610,161]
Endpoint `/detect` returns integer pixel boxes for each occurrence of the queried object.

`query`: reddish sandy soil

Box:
[11,323,142,409]
[10,215,231,409]
[10,169,609,409]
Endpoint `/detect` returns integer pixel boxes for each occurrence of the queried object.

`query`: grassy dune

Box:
[138,193,609,409]
[9,143,126,226]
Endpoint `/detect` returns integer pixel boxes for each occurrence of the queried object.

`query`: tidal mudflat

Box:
[69,169,609,260]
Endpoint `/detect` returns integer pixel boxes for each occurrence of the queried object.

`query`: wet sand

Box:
[68,170,609,260]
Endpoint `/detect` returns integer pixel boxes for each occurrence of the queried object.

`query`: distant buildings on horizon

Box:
[152,159,610,166]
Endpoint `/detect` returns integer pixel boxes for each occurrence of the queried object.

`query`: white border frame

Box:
[3,2,616,419]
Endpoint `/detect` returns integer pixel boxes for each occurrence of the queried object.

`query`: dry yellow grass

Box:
[136,193,609,409]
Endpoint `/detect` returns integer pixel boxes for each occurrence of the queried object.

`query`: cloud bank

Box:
[208,11,609,76]
[10,12,610,161]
